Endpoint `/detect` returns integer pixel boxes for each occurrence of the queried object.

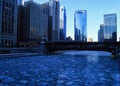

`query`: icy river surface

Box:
[0,51,120,86]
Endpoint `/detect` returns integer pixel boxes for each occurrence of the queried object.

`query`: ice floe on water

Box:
[0,50,119,85]
[63,50,111,56]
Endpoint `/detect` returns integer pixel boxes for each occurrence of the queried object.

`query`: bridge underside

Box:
[45,41,120,54]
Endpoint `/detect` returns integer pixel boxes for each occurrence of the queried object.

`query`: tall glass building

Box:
[0,0,18,47]
[104,13,117,42]
[74,10,87,42]
[60,6,66,40]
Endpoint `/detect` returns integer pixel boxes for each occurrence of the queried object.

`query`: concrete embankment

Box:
[0,53,42,59]
[0,47,47,59]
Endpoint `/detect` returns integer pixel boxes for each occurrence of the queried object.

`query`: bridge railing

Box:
[45,41,120,52]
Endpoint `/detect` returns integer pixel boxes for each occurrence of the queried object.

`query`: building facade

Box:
[74,10,87,42]
[60,6,66,40]
[18,1,48,43]
[17,0,60,46]
[18,0,24,5]
[98,24,104,42]
[104,13,117,42]
[0,0,18,47]
[49,0,60,41]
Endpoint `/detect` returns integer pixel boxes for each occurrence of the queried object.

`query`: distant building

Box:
[98,24,104,42]
[119,37,120,41]
[87,38,93,42]
[60,6,66,40]
[74,10,87,42]
[0,0,18,47]
[104,13,117,42]
[17,1,48,43]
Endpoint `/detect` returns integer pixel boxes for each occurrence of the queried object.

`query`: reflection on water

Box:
[0,51,120,86]
[87,55,99,63]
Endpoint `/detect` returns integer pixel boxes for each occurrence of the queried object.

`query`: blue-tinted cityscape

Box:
[0,0,120,85]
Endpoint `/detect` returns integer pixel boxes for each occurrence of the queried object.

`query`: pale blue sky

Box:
[25,0,120,41]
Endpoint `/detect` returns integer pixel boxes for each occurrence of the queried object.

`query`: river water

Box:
[0,51,120,86]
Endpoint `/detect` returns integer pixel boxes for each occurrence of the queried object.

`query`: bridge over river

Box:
[45,41,120,58]
[0,41,120,58]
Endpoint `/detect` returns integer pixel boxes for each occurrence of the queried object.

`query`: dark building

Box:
[17,1,48,44]
[98,24,104,42]
[0,0,18,47]
[74,10,87,42]
[17,4,24,43]
[17,0,60,44]
[60,6,66,40]
[104,13,117,42]
[40,2,52,41]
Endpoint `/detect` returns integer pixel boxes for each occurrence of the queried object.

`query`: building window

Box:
[11,40,13,45]
[2,21,4,32]
[1,39,4,45]
[5,39,7,45]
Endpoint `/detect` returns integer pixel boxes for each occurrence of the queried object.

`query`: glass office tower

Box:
[74,10,87,42]
[60,6,66,40]
[104,13,117,42]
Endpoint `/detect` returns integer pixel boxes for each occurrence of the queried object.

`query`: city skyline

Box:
[25,0,120,41]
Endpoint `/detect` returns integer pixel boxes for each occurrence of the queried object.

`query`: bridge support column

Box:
[40,41,47,54]
[111,49,120,59]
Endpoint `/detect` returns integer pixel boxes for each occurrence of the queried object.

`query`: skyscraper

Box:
[49,0,60,41]
[74,10,87,42]
[18,1,48,42]
[98,24,104,42]
[60,6,66,40]
[104,13,117,42]
[0,0,18,47]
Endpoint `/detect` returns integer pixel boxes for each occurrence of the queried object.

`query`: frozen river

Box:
[0,51,120,86]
